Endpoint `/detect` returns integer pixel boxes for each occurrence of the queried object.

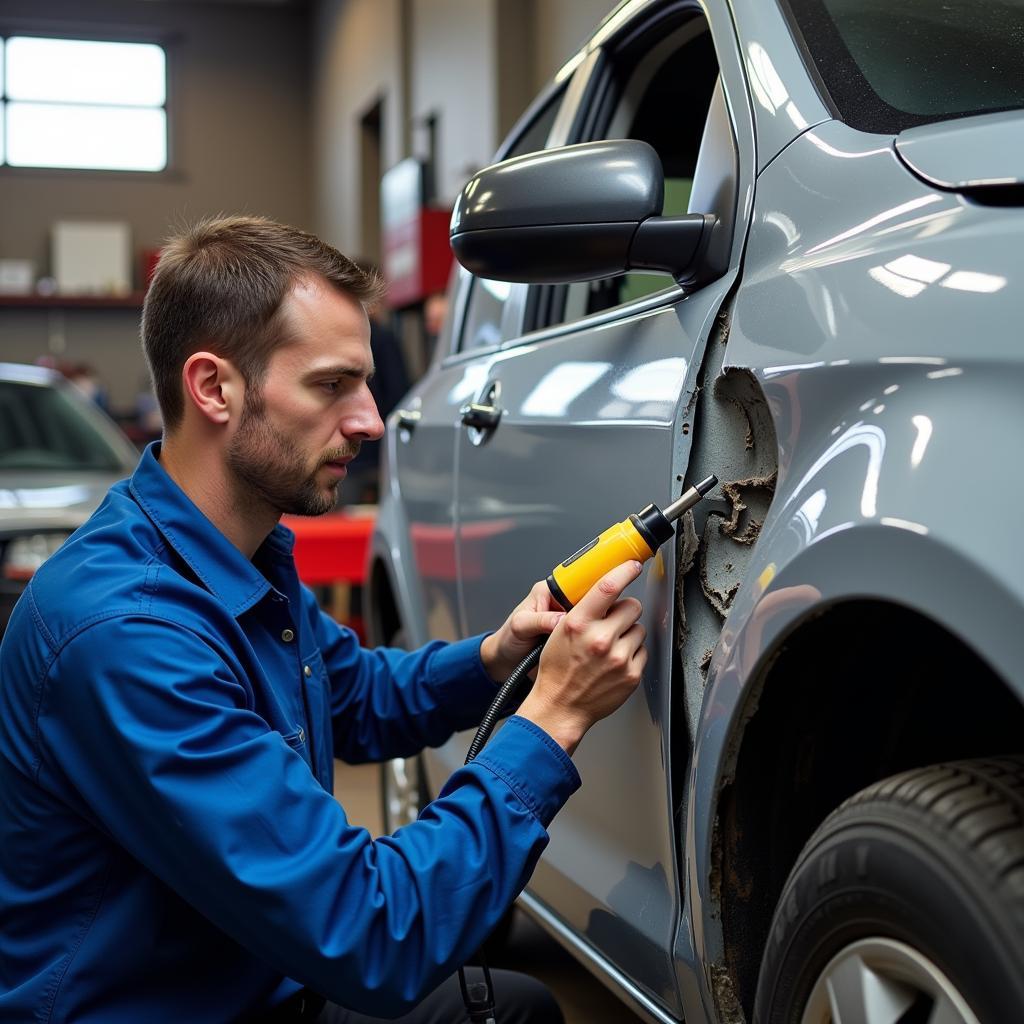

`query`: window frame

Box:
[447,77,569,361]
[0,25,177,178]
[443,0,750,363]
[525,5,724,336]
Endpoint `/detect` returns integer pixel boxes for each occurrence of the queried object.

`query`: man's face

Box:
[226,276,384,516]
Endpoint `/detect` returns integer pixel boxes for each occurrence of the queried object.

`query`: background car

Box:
[0,362,140,633]
[367,1,1024,1021]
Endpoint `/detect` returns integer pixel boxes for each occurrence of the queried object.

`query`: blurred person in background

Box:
[423,291,449,352]
[65,362,110,413]
[340,261,410,505]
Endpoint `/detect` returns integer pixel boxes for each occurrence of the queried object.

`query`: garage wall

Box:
[0,0,615,412]
[0,0,312,412]
[311,0,504,254]
[310,0,618,255]
[531,0,617,91]
[409,0,499,205]
[311,0,406,259]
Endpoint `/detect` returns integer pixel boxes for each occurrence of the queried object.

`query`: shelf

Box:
[0,292,146,310]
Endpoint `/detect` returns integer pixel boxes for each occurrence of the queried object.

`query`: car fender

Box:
[678,374,1024,1010]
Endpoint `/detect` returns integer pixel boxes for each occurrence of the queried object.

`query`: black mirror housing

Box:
[449,139,716,285]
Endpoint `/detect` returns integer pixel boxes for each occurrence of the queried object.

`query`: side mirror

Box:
[449,139,715,285]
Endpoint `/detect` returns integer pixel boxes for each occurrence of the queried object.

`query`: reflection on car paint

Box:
[0,484,94,509]
[520,362,611,417]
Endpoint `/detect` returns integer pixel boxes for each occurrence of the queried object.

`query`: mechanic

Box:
[0,216,649,1023]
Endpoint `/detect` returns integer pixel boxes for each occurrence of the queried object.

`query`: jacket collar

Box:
[129,442,296,618]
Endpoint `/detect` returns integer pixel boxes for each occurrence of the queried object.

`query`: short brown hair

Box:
[141,215,384,431]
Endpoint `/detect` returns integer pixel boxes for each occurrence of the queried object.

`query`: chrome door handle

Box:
[395,409,421,432]
[459,402,501,430]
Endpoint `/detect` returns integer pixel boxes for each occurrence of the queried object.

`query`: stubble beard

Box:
[226,394,359,517]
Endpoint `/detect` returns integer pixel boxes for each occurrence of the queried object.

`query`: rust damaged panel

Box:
[719,474,778,545]
[700,471,778,618]
[672,333,779,1023]
[709,962,746,1024]
[674,509,701,651]
[675,309,780,742]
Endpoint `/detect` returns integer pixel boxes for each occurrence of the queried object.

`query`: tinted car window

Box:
[459,277,514,351]
[0,380,130,471]
[554,18,720,324]
[785,0,1024,133]
[458,88,563,353]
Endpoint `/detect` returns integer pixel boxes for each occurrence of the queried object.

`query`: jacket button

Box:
[281,628,295,642]
[303,665,312,677]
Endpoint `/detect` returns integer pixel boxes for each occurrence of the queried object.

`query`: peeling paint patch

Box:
[700,531,741,618]
[697,472,777,618]
[722,397,755,449]
[716,308,731,345]
[709,963,746,1024]
[719,473,778,545]
[709,812,725,911]
[674,306,779,744]
[674,510,701,651]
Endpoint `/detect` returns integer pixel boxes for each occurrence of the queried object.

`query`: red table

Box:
[281,511,375,633]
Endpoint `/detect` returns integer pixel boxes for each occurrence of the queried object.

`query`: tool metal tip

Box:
[661,473,719,522]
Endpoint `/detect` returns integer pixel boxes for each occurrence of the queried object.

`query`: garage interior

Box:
[0,1,639,1020]
[5,0,1023,1021]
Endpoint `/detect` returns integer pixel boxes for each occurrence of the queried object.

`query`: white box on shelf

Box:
[0,259,35,295]
[52,221,132,296]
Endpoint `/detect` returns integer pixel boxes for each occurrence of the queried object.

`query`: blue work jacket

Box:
[0,443,580,1022]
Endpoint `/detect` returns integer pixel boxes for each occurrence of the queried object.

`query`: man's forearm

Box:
[479,631,517,685]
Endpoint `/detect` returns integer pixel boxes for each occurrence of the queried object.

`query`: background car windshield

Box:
[786,0,1024,133]
[0,381,131,472]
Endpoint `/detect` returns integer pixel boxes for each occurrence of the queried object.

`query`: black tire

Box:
[379,753,429,834]
[754,757,1024,1024]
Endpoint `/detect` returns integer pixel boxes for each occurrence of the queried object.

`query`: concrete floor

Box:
[334,760,645,1023]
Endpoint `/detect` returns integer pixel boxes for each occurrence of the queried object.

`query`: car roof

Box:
[0,362,63,386]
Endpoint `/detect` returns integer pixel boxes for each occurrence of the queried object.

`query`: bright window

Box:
[2,36,167,172]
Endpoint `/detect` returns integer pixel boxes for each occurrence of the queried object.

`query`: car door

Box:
[440,5,755,1017]
[386,82,569,646]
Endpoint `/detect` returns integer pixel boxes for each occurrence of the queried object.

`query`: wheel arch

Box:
[366,555,402,647]
[365,493,426,648]
[686,520,1024,1019]
[708,591,1024,1017]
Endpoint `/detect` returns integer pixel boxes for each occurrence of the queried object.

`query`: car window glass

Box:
[784,0,1024,134]
[460,277,514,351]
[457,89,563,353]
[0,380,129,471]
[555,17,720,326]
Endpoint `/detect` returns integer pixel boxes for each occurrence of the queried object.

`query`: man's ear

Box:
[181,352,243,426]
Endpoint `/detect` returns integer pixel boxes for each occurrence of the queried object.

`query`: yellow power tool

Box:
[546,475,718,609]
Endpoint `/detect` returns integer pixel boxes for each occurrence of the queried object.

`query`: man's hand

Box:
[516,561,646,757]
[480,579,567,684]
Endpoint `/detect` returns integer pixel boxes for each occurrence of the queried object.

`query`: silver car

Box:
[368,1,1024,1021]
[0,362,139,633]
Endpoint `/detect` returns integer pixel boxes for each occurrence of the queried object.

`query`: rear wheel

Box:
[380,754,426,833]
[753,757,1024,1023]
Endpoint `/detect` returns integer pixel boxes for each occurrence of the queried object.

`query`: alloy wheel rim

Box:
[382,757,420,829]
[801,936,980,1024]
